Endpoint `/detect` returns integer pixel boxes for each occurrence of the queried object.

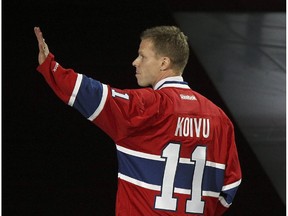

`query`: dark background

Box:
[3,0,286,215]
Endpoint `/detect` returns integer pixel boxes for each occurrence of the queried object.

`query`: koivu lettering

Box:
[174,117,210,138]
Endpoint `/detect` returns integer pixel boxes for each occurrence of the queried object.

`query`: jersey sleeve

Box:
[215,119,242,215]
[37,53,79,104]
[36,53,162,142]
[94,87,164,141]
[37,53,108,119]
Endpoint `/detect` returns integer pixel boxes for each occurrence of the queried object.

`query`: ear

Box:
[160,57,171,71]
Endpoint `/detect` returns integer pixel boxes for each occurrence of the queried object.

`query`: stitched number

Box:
[155,143,206,214]
[186,146,206,213]
[111,89,129,100]
[155,143,180,211]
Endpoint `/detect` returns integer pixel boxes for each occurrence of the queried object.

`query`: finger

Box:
[34,27,47,53]
[34,27,45,44]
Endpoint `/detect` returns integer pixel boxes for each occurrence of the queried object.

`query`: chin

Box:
[137,83,148,87]
[136,80,144,87]
[137,83,145,87]
[137,78,151,87]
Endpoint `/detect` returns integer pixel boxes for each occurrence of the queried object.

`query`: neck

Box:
[152,69,178,88]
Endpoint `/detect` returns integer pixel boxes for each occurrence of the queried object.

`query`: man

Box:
[34,26,241,215]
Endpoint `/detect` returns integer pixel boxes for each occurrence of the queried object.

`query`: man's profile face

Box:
[132,39,163,87]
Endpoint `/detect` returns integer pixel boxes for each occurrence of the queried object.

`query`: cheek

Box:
[140,59,159,79]
[147,62,159,76]
[143,64,155,78]
[143,60,156,71]
[137,66,154,86]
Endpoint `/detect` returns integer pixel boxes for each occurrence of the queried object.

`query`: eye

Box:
[137,54,144,60]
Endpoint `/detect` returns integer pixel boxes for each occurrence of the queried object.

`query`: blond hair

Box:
[141,26,189,74]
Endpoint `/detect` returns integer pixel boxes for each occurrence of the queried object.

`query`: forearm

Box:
[36,52,78,104]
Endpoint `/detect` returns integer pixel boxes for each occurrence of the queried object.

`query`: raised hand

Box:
[34,27,50,65]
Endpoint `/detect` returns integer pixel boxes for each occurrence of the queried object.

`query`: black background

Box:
[3,0,286,215]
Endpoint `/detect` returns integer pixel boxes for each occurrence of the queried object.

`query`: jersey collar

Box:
[154,76,190,90]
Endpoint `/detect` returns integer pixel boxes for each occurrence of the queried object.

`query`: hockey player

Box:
[34,26,241,215]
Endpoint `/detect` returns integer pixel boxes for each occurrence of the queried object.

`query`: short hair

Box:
[141,26,189,74]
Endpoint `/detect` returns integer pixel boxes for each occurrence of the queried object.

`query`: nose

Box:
[132,59,137,67]
[132,56,139,67]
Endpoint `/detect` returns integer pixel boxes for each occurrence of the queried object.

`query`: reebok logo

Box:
[53,62,59,72]
[180,94,197,101]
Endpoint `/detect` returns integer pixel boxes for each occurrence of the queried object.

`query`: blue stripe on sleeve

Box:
[203,166,225,192]
[221,185,240,205]
[73,75,103,119]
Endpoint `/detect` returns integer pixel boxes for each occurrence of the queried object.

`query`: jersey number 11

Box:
[155,143,206,214]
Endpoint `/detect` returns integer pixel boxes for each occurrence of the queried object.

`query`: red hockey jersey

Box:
[37,53,242,216]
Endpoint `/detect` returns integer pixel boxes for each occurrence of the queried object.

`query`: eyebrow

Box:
[138,50,145,56]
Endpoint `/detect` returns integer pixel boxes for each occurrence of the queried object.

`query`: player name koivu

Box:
[174,117,210,138]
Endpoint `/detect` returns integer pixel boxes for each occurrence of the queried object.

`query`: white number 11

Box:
[155,143,206,214]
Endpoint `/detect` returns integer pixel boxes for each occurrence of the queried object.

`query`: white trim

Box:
[153,76,184,90]
[173,187,219,196]
[68,74,83,106]
[203,190,220,198]
[174,187,190,195]
[116,145,165,161]
[222,179,242,191]
[160,83,190,89]
[88,84,108,121]
[219,196,231,208]
[118,173,161,191]
[179,158,195,164]
[206,161,226,170]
